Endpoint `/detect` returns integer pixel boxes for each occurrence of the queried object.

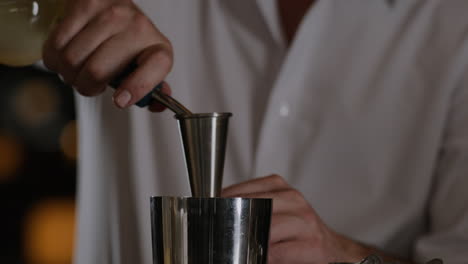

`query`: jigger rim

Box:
[174,112,233,119]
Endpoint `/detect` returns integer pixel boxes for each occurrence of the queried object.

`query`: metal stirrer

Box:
[151,89,192,116]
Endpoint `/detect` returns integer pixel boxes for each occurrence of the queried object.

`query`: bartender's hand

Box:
[43,0,172,110]
[222,175,409,264]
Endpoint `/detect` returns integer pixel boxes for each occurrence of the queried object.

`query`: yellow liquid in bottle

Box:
[0,0,64,67]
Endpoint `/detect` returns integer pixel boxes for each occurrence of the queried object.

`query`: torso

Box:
[74,1,468,264]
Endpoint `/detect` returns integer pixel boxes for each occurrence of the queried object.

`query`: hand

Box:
[222,175,373,264]
[43,0,173,110]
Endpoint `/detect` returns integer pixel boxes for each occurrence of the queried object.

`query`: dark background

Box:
[0,64,76,264]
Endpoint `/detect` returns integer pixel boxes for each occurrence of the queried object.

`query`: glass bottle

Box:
[0,0,64,67]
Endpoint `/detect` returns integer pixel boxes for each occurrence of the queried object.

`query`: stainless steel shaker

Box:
[150,196,272,264]
[150,112,272,263]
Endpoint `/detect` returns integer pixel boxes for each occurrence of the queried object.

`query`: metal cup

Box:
[150,196,272,264]
[175,112,232,197]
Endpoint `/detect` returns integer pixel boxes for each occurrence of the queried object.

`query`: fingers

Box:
[222,175,290,197]
[112,43,173,108]
[228,189,308,213]
[222,175,311,213]
[223,175,359,263]
[42,1,173,108]
[43,0,106,72]
[71,27,156,98]
[55,5,134,88]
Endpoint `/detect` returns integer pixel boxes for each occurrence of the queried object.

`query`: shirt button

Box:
[279,103,290,117]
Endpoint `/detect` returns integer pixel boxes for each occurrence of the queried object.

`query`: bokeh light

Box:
[0,133,23,181]
[59,121,77,161]
[0,64,76,263]
[13,78,59,128]
[23,199,75,264]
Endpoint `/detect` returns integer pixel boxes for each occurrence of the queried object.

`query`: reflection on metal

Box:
[151,197,272,264]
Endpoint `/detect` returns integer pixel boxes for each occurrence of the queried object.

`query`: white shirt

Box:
[74,1,468,263]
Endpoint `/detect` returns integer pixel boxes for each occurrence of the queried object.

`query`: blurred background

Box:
[0,64,76,264]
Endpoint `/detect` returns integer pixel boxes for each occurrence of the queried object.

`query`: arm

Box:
[222,175,418,264]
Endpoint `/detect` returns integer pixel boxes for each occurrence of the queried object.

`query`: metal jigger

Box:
[175,112,232,197]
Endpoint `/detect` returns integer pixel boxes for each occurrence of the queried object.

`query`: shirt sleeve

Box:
[413,63,468,263]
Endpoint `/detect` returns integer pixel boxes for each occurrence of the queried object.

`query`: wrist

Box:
[332,232,415,264]
[334,232,375,262]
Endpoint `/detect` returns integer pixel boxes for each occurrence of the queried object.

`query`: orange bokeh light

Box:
[13,78,59,127]
[23,199,76,264]
[59,121,77,161]
[0,133,23,181]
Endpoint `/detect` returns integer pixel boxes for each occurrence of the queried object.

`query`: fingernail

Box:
[114,90,132,108]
